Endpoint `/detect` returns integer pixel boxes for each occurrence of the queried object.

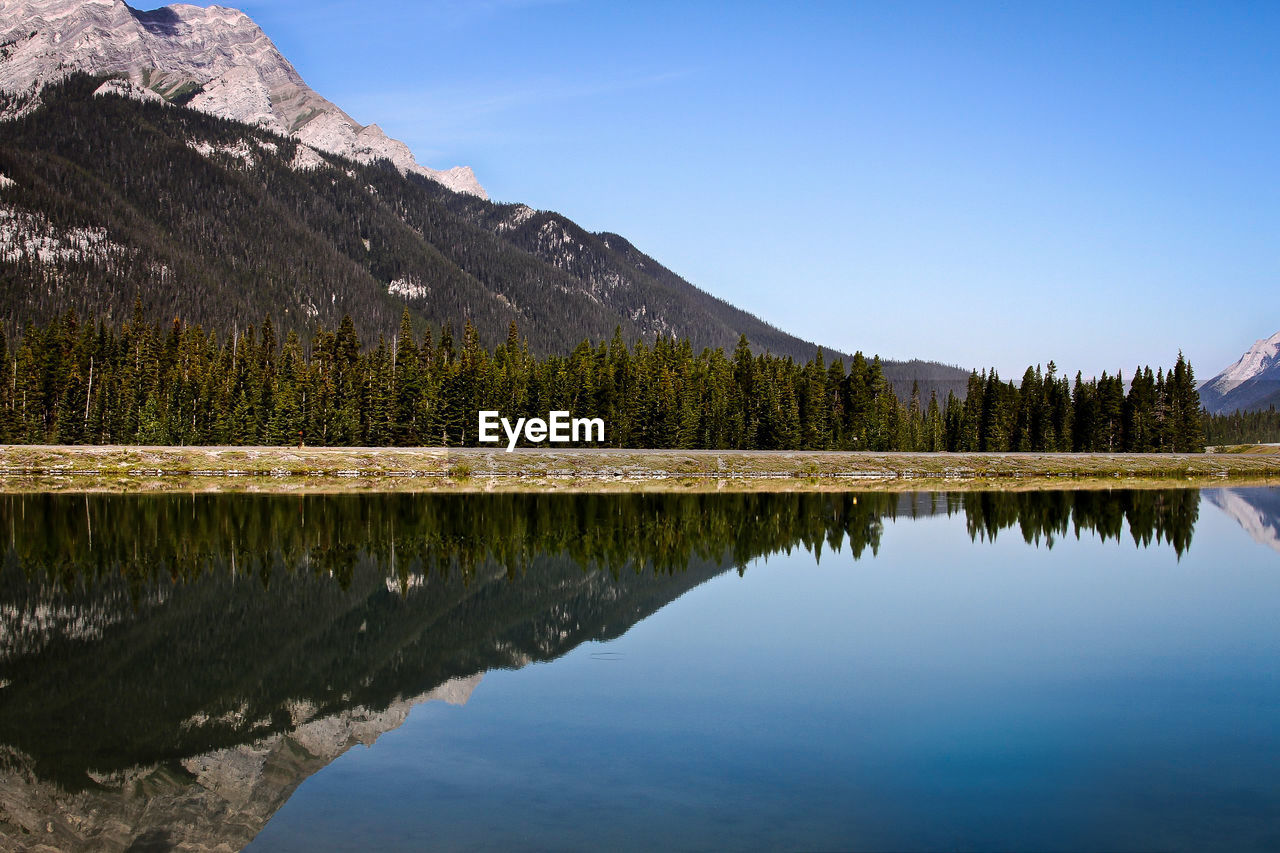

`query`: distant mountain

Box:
[0,0,485,196]
[1200,331,1280,414]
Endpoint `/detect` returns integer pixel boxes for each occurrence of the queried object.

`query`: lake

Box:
[0,488,1277,851]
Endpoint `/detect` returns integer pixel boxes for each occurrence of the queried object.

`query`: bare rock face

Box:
[0,675,482,852]
[0,0,487,197]
[1201,330,1280,414]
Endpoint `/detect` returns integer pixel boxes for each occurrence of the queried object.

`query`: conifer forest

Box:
[0,306,1211,452]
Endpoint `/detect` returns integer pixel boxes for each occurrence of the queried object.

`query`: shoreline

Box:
[1,445,1278,493]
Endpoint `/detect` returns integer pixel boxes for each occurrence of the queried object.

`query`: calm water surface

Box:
[0,489,1277,852]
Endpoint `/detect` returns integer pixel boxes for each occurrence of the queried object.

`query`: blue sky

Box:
[238,0,1277,378]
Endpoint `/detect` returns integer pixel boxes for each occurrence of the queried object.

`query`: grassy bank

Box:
[1,445,1279,493]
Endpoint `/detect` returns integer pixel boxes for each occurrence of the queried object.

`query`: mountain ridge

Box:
[0,0,486,196]
[1200,331,1280,414]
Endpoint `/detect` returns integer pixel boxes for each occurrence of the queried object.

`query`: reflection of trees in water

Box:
[0,493,902,593]
[962,490,1199,557]
[0,490,1201,594]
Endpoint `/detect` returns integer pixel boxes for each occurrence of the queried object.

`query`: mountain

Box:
[0,0,485,196]
[0,3,970,397]
[1200,331,1280,414]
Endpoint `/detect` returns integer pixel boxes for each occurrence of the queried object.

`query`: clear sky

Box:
[237,0,1277,379]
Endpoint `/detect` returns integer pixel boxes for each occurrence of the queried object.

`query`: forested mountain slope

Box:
[0,76,968,396]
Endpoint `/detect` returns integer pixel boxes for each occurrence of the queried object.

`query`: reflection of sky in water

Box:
[251,495,1280,853]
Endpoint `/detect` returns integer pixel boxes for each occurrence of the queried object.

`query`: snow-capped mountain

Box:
[1200,330,1280,414]
[0,0,485,197]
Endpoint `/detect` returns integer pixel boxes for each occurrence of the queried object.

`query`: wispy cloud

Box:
[336,68,694,150]
[243,0,577,32]
[416,69,690,116]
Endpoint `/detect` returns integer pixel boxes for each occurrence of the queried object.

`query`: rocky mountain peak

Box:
[1201,330,1280,414]
[0,0,486,197]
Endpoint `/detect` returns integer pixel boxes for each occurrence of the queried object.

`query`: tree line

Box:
[0,306,1206,452]
[1202,406,1280,446]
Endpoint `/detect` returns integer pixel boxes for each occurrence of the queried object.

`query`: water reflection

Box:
[1206,487,1280,553]
[0,490,1203,591]
[0,489,1239,850]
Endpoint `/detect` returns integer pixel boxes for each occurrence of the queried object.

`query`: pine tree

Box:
[731,334,756,449]
[393,308,422,445]
[1172,352,1205,452]
[960,371,985,452]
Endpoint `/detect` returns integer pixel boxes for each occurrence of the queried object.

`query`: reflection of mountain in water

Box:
[1206,487,1280,553]
[0,676,478,853]
[0,490,1205,850]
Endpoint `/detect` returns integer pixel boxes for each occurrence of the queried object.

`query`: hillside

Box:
[0,76,969,396]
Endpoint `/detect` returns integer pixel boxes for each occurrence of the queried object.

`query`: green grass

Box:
[164,81,205,107]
